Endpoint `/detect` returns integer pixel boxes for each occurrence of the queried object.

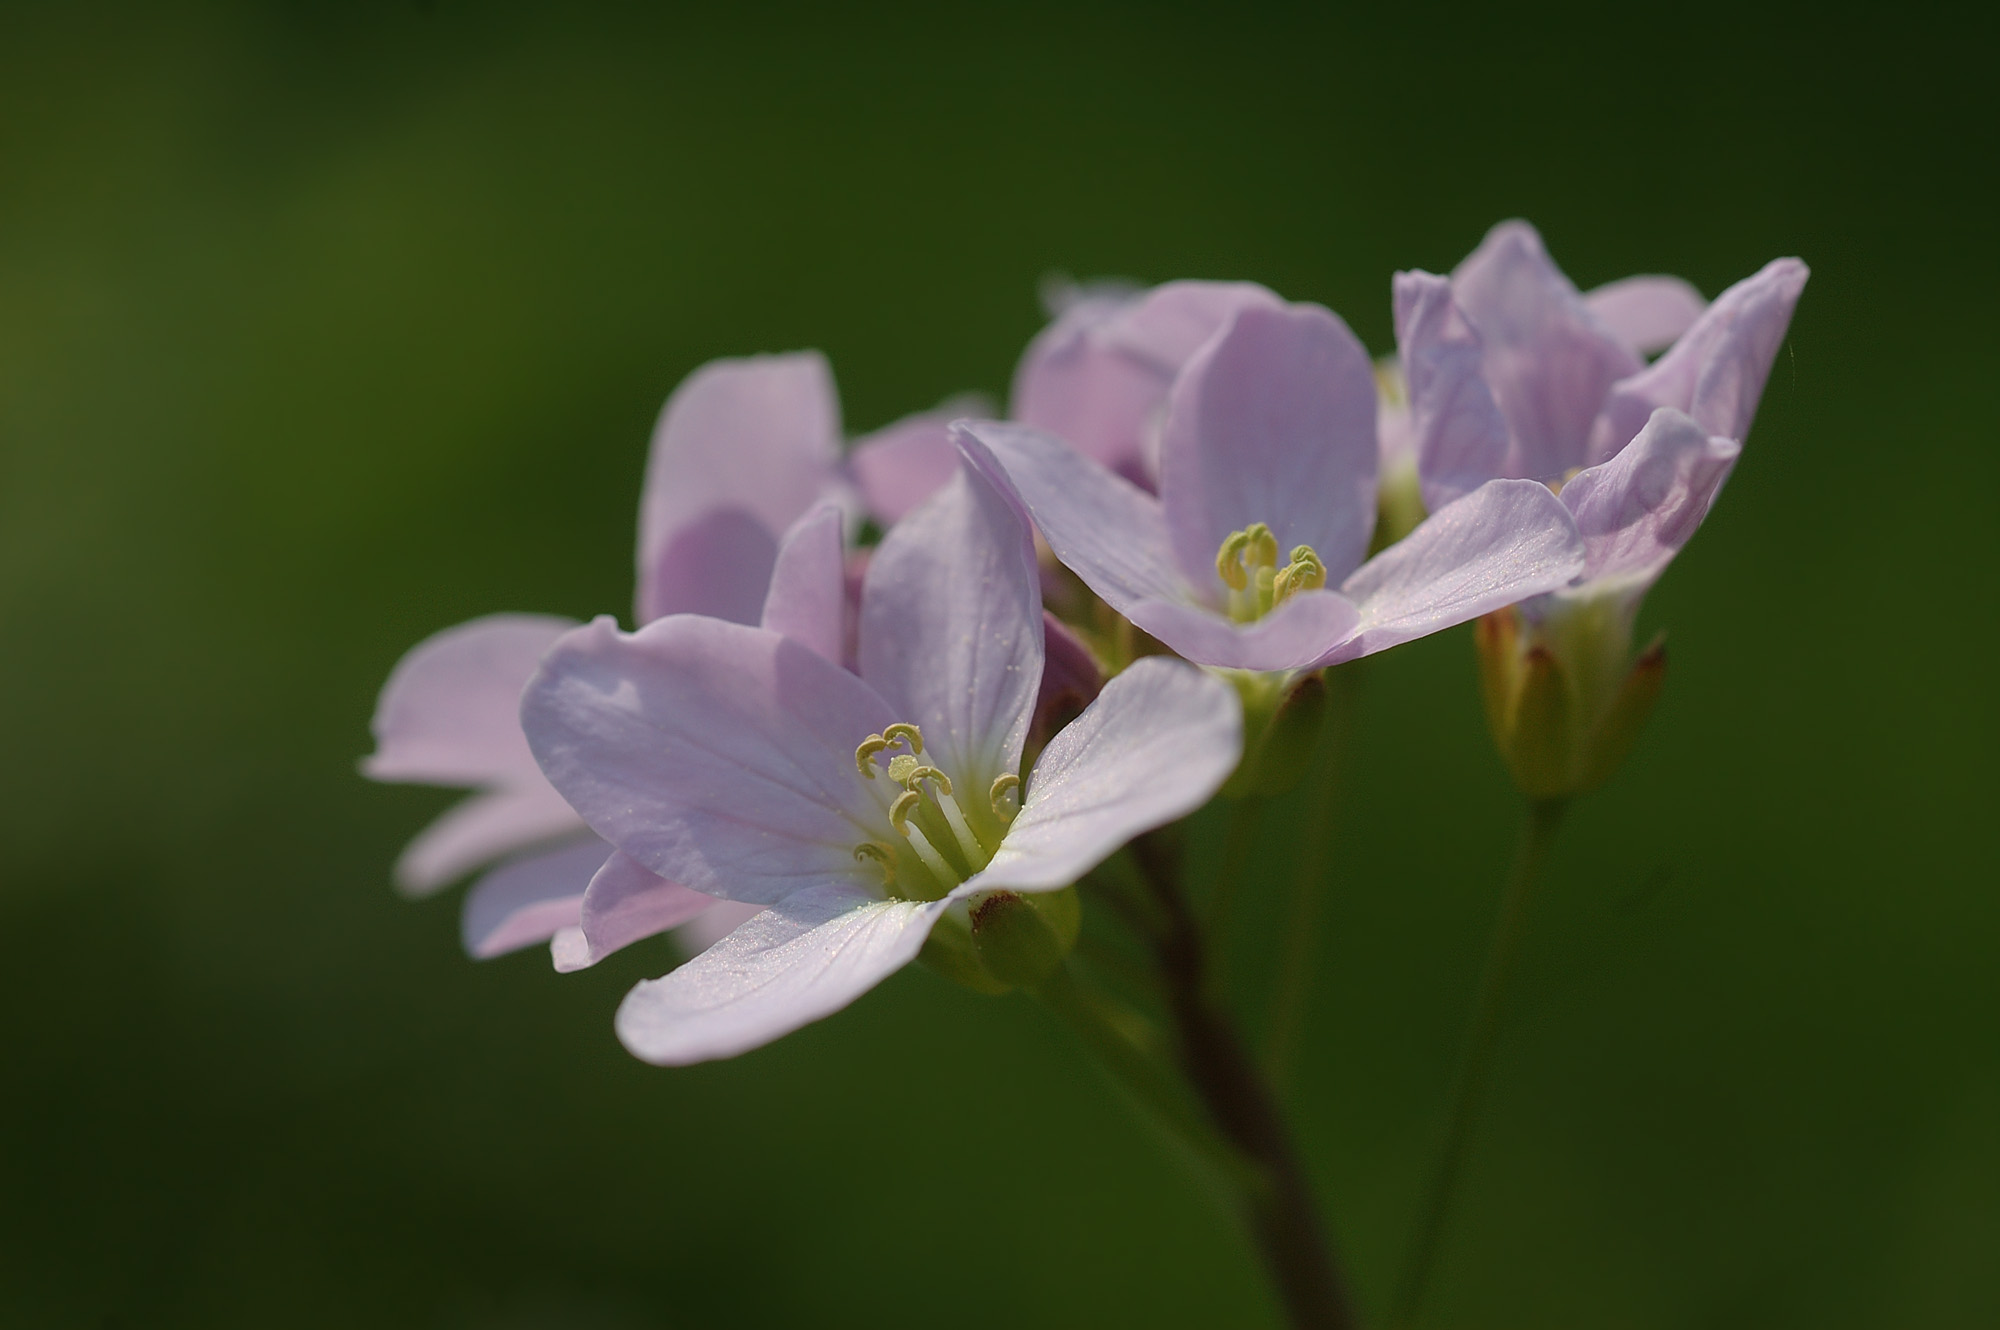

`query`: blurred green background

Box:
[1,2,1992,1325]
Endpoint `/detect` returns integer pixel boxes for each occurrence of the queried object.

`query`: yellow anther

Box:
[1216,530,1252,590]
[855,734,888,777]
[852,841,896,886]
[886,753,920,785]
[1246,523,1278,569]
[1216,523,1279,592]
[905,764,952,796]
[1272,544,1327,603]
[890,789,923,833]
[883,722,924,755]
[990,773,1021,820]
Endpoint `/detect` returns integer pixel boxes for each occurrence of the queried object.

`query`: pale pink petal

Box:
[614,884,944,1065]
[393,783,586,897]
[1033,611,1103,738]
[1158,302,1378,588]
[955,420,1188,612]
[460,837,602,959]
[365,614,578,786]
[760,503,847,664]
[675,899,768,954]
[1450,220,1642,482]
[959,659,1241,896]
[1325,478,1585,663]
[1393,270,1511,510]
[1584,275,1708,357]
[522,616,898,905]
[1591,258,1809,463]
[638,508,780,628]
[848,398,987,523]
[636,352,844,624]
[1562,407,1740,589]
[1128,591,1361,674]
[858,459,1043,786]
[551,850,723,972]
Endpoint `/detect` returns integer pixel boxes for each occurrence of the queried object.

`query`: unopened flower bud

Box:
[1476,596,1667,799]
[970,887,1081,990]
[1220,668,1330,800]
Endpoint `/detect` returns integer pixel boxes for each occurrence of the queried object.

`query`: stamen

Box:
[855,734,888,777]
[1272,544,1326,603]
[889,789,923,833]
[990,773,1020,821]
[903,764,951,796]
[852,841,896,888]
[1216,530,1252,590]
[932,788,986,865]
[883,722,924,755]
[896,815,955,882]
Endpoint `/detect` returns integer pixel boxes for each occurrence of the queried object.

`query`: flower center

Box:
[851,723,1019,901]
[1215,523,1325,622]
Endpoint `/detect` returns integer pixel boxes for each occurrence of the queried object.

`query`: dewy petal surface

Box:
[955,421,1188,613]
[636,351,843,624]
[522,616,898,905]
[1158,302,1379,587]
[460,836,602,959]
[859,459,1043,787]
[614,883,944,1066]
[1394,270,1512,510]
[961,658,1242,896]
[1562,407,1740,588]
[1450,220,1642,482]
[365,613,579,786]
[760,503,848,665]
[553,849,723,972]
[393,783,586,896]
[1328,478,1585,662]
[1591,258,1809,463]
[1584,275,1708,357]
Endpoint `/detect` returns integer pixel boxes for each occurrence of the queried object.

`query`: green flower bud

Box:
[969,887,1081,990]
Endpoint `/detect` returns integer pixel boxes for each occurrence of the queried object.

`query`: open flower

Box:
[521,458,1242,1065]
[964,298,1587,675]
[367,350,952,960]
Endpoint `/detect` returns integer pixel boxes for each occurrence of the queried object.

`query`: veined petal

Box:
[1326,478,1585,663]
[1451,220,1642,483]
[958,658,1241,896]
[393,783,586,896]
[1562,407,1740,589]
[460,837,601,959]
[859,459,1043,788]
[365,614,578,786]
[1158,302,1378,588]
[636,352,844,624]
[522,616,899,905]
[1128,591,1361,674]
[760,503,848,664]
[1585,275,1708,357]
[551,850,723,973]
[847,401,979,524]
[1591,258,1809,463]
[956,420,1189,614]
[614,883,944,1065]
[1394,270,1511,511]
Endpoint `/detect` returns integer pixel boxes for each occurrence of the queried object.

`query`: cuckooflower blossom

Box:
[965,298,1588,675]
[520,458,1242,1065]
[367,350,955,960]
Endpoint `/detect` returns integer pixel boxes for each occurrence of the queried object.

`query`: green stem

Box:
[1390,796,1568,1328]
[1131,832,1358,1330]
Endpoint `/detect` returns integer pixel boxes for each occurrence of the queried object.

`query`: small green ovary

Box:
[1215,524,1326,622]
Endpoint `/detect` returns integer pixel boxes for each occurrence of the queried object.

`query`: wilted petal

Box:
[393,783,585,896]
[1327,478,1585,663]
[460,837,602,959]
[1562,407,1740,589]
[365,614,578,786]
[859,459,1042,787]
[636,352,844,624]
[522,616,898,904]
[614,883,943,1065]
[1584,275,1707,357]
[960,659,1241,895]
[1128,591,1361,674]
[848,399,984,523]
[1158,302,1379,588]
[956,420,1189,613]
[1394,270,1511,510]
[1591,258,1809,462]
[552,850,723,972]
[1451,220,1642,482]
[760,504,847,664]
